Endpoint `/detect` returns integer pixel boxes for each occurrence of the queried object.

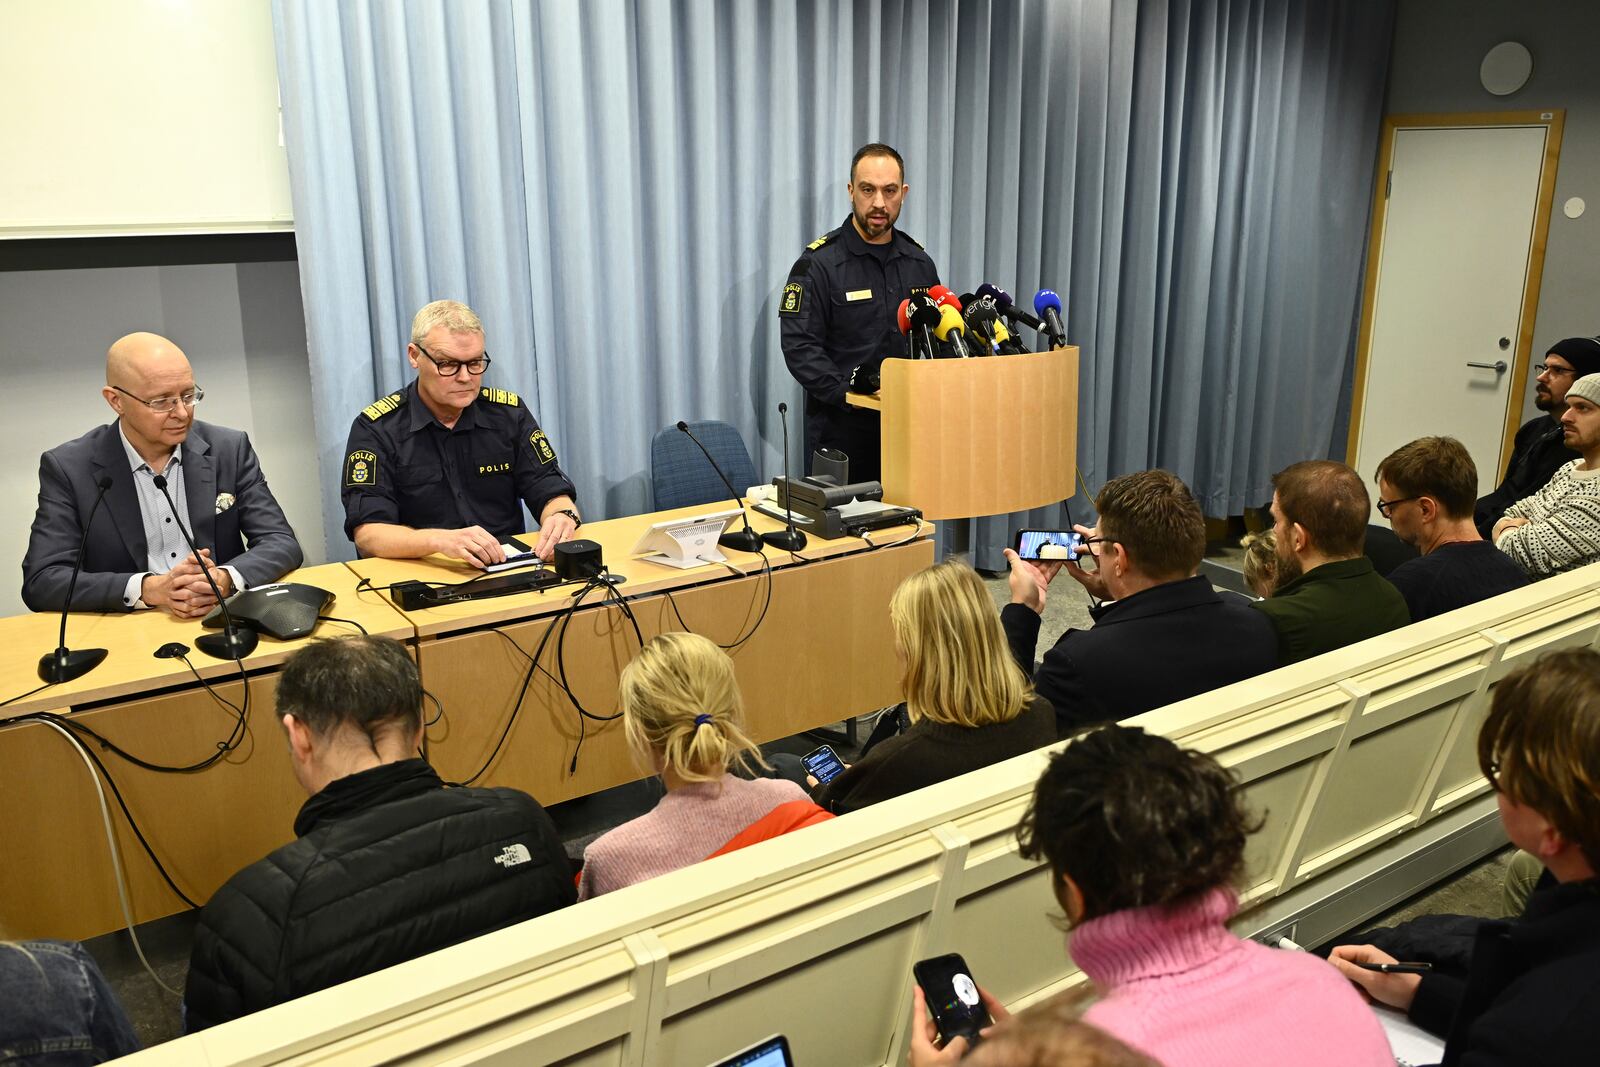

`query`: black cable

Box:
[660,549,773,651]
[317,615,370,635]
[423,688,445,727]
[0,681,57,708]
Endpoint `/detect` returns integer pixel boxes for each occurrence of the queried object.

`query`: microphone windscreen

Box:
[778,401,788,415]
[910,296,943,329]
[151,474,167,491]
[935,292,962,312]
[675,420,689,432]
[96,475,114,491]
[934,305,967,341]
[928,284,952,302]
[897,298,912,335]
[1033,288,1063,316]
[993,320,1012,343]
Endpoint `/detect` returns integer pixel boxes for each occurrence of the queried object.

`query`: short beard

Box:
[1271,548,1304,593]
[853,207,893,239]
[1534,389,1558,413]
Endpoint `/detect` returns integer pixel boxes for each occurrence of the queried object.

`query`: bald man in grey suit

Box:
[22,332,303,617]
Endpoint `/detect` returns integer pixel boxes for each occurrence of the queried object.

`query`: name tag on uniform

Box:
[845,289,873,302]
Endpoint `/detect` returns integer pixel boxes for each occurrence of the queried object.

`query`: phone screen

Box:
[801,745,845,784]
[1015,529,1084,561]
[913,953,991,1046]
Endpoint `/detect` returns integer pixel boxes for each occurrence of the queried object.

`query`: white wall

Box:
[0,260,323,617]
[1387,0,1600,426]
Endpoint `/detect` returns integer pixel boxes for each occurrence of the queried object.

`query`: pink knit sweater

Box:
[577,775,807,900]
[1073,888,1394,1067]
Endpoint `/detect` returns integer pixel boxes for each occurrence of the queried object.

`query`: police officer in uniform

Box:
[779,143,940,484]
[341,300,580,566]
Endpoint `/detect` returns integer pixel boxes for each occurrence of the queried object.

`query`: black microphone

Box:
[150,474,258,661]
[962,301,1000,355]
[674,422,766,553]
[978,283,1046,333]
[907,293,942,359]
[764,403,807,552]
[37,475,114,683]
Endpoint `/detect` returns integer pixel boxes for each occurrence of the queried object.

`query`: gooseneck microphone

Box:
[1033,289,1068,349]
[674,422,766,553]
[150,474,258,661]
[37,475,114,683]
[763,403,807,552]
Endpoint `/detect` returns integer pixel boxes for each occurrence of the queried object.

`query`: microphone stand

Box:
[150,474,259,661]
[674,421,766,553]
[763,403,807,551]
[37,476,114,683]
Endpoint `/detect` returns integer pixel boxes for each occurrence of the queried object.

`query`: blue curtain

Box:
[273,0,1394,566]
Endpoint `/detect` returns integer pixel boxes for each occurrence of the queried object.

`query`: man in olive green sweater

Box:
[1255,460,1410,664]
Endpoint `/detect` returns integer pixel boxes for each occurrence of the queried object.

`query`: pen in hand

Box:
[1354,961,1434,974]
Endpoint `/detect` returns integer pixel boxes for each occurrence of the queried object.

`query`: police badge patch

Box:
[779,281,803,316]
[530,430,556,465]
[344,449,378,488]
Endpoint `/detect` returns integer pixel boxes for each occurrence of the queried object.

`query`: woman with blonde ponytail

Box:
[577,632,830,899]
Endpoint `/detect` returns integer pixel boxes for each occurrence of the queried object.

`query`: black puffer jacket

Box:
[183,759,574,1031]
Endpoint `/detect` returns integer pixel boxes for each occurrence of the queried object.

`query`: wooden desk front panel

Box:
[1,675,302,941]
[418,539,933,804]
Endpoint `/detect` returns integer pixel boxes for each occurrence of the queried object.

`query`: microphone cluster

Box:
[895,283,1069,358]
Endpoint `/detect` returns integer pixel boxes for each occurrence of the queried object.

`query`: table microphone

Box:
[150,474,259,661]
[763,403,807,552]
[37,475,114,683]
[674,421,765,553]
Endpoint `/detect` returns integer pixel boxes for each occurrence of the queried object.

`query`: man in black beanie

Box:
[1475,336,1600,536]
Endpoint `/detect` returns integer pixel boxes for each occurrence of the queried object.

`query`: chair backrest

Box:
[651,421,760,511]
[119,562,1600,1067]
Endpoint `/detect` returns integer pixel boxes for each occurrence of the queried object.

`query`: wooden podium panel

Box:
[865,349,1079,520]
[416,536,932,804]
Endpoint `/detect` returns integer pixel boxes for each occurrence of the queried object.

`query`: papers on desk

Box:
[1373,1004,1445,1066]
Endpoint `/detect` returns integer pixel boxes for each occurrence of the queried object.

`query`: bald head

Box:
[107,332,191,391]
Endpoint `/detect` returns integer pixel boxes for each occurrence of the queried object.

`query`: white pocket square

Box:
[215,492,236,514]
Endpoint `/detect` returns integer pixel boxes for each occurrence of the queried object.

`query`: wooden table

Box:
[0,562,412,940]
[2,508,932,941]
[348,502,934,804]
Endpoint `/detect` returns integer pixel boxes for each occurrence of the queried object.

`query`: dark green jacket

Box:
[1253,557,1410,665]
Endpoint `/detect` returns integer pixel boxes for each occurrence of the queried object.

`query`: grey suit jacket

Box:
[21,420,304,613]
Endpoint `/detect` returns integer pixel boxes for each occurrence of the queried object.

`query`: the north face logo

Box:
[493,843,532,868]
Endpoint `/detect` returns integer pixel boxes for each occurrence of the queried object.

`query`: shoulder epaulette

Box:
[361,391,406,421]
[479,387,521,407]
[806,231,835,252]
[899,231,925,250]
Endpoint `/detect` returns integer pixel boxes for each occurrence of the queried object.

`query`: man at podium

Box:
[779,143,939,483]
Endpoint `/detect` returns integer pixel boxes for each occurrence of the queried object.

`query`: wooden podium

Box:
[847,348,1079,520]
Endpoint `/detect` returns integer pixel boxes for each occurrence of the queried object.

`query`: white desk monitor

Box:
[630,508,743,569]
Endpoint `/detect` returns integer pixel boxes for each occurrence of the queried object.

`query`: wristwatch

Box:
[555,508,582,529]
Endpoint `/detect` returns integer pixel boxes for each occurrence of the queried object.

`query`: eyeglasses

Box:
[1375,496,1420,518]
[112,384,204,413]
[415,343,491,377]
[1535,362,1577,378]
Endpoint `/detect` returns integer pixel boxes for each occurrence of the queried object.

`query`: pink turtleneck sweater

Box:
[1072,888,1394,1067]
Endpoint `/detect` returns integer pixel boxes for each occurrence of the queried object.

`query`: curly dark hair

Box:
[1016,726,1259,920]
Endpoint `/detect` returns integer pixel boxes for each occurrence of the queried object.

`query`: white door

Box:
[1352,123,1551,512]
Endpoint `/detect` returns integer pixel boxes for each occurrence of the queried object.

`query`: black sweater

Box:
[813,697,1056,815]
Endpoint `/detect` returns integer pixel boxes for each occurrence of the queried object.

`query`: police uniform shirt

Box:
[341,380,577,543]
[778,216,940,477]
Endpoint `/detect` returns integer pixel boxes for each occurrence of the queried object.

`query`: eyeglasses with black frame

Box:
[1375,495,1421,518]
[111,384,204,414]
[415,343,491,377]
[1535,362,1577,378]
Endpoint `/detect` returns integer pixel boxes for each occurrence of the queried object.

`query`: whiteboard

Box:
[0,0,293,238]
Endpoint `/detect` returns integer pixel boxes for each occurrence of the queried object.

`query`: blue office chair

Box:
[651,420,761,510]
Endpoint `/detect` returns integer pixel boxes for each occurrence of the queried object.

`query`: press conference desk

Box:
[1,505,932,940]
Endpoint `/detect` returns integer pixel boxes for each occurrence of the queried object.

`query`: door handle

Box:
[1467,361,1508,373]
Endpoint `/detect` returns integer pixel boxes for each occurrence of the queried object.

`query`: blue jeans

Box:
[0,940,140,1065]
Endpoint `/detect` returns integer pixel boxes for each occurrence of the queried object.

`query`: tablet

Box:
[708,1034,793,1067]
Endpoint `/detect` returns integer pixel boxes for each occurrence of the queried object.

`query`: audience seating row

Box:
[121,561,1600,1066]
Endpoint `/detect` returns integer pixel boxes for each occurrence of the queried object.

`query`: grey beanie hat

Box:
[1564,373,1600,408]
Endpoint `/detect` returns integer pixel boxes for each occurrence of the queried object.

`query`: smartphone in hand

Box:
[913,953,991,1048]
